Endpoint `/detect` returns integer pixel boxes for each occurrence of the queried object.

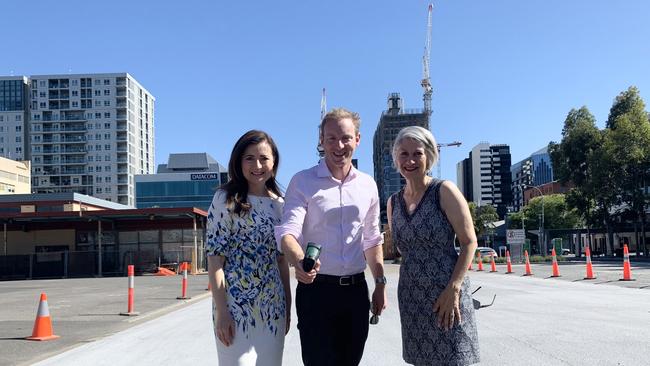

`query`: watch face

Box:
[375,276,387,284]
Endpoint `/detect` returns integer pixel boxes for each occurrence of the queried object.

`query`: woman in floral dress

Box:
[207,130,291,366]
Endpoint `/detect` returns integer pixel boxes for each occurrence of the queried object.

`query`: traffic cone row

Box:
[466,245,634,282]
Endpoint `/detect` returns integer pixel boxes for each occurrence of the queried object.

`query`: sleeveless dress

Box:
[391,179,480,366]
[206,190,286,366]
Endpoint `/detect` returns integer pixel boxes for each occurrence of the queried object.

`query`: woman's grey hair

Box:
[391,126,439,172]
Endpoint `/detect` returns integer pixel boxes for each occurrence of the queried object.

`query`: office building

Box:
[510,146,554,211]
[0,73,155,206]
[373,93,429,223]
[457,142,512,218]
[0,156,31,194]
[0,76,30,160]
[135,153,227,211]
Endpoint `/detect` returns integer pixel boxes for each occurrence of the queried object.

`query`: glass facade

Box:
[135,180,219,210]
[0,80,26,111]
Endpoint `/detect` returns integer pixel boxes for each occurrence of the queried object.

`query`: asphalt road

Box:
[2,260,649,365]
[0,274,211,366]
[18,263,650,366]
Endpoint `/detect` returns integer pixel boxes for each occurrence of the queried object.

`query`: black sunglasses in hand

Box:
[369,313,379,325]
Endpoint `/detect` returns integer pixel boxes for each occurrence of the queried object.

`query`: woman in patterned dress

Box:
[207,130,291,366]
[387,126,480,366]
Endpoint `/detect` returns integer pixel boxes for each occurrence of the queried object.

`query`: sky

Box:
[3,0,650,188]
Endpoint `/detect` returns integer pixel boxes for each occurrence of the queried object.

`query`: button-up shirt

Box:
[275,159,383,276]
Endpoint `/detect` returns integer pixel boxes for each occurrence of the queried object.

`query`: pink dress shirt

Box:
[275,159,383,276]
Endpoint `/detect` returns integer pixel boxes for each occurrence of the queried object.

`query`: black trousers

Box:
[296,278,370,366]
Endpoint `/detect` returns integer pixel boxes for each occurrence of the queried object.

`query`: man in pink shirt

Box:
[276,108,387,366]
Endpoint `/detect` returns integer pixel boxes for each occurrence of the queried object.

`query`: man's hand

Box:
[294,259,320,284]
[371,285,387,316]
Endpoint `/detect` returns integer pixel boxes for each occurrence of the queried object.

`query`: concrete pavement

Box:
[29,264,650,366]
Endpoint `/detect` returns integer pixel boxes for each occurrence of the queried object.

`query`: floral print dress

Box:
[206,190,286,366]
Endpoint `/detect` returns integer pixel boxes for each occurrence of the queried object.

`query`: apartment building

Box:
[510,146,554,211]
[0,73,155,206]
[457,142,512,218]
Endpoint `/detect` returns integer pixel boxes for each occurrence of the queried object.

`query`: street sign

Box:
[507,229,525,245]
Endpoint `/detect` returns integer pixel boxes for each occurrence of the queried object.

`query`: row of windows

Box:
[0,115,22,121]
[0,147,22,154]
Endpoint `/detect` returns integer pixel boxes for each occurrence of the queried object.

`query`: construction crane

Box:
[421,3,433,115]
[436,141,462,178]
[317,88,326,157]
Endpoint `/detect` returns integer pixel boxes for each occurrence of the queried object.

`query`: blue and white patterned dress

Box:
[206,189,286,366]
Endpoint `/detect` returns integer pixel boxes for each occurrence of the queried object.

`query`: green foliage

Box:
[468,202,499,236]
[521,194,582,230]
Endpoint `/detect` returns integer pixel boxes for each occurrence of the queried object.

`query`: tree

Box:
[468,202,498,237]
[605,87,650,255]
[549,106,604,253]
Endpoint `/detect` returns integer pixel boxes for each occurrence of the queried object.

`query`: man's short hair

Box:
[320,108,361,138]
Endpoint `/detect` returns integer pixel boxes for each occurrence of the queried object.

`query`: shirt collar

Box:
[317,158,358,181]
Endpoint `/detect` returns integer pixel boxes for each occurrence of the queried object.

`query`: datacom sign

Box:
[190,173,218,181]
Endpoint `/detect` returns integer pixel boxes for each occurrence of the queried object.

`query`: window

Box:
[33,114,40,121]
[88,166,94,172]
[15,126,21,132]
[104,112,111,118]
[71,90,78,97]
[71,80,78,86]
[94,79,101,85]
[105,173,111,180]
[104,133,110,139]
[105,187,111,193]
[15,137,21,143]
[96,177,102,183]
[95,123,101,129]
[39,92,46,98]
[72,101,78,107]
[104,123,111,129]
[87,134,93,141]
[72,178,79,184]
[104,100,110,106]
[104,79,110,85]
[15,115,21,121]
[104,90,110,96]
[96,187,103,193]
[95,133,101,140]
[96,166,102,172]
[95,100,101,106]
[39,102,46,108]
[105,165,111,172]
[95,112,101,119]
[15,147,21,153]
[104,154,111,161]
[95,90,101,96]
[95,144,101,151]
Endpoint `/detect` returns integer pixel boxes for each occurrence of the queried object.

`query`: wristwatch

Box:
[374,276,387,285]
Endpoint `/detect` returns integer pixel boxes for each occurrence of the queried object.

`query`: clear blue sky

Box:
[3,0,650,187]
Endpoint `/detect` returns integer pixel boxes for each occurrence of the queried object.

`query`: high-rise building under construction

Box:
[372,93,429,224]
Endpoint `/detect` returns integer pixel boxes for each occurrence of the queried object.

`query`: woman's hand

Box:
[216,310,236,346]
[432,284,461,331]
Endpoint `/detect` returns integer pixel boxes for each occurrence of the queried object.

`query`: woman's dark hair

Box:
[221,130,282,215]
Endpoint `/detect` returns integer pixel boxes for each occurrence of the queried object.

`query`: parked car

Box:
[476,247,498,259]
[548,248,571,256]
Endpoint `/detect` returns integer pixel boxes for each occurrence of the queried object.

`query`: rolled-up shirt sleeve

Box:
[275,174,307,251]
[362,183,383,251]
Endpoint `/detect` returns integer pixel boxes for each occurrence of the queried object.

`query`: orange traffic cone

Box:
[26,293,59,341]
[523,250,533,276]
[620,244,635,281]
[490,255,497,272]
[155,267,176,276]
[551,248,561,277]
[584,246,596,280]
[476,252,484,272]
[505,250,514,274]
